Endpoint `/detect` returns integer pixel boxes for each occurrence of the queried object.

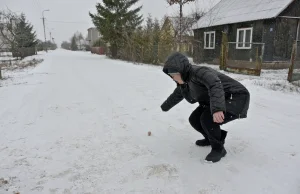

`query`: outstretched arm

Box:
[161,86,184,112]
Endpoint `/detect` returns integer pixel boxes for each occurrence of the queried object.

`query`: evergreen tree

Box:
[70,35,78,51]
[152,18,161,64]
[145,14,154,34]
[144,14,154,45]
[89,0,143,58]
[93,38,105,47]
[153,18,160,45]
[14,14,38,48]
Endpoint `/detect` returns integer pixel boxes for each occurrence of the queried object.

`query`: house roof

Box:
[192,0,294,29]
[87,27,97,31]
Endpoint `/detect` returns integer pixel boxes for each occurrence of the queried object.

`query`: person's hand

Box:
[213,111,224,123]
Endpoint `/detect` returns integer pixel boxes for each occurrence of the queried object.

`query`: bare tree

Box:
[170,11,204,39]
[76,32,84,50]
[0,10,19,51]
[166,0,196,48]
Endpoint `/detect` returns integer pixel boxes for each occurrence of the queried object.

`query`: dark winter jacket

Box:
[161,52,250,118]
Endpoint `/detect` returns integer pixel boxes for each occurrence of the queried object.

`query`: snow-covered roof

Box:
[192,0,294,29]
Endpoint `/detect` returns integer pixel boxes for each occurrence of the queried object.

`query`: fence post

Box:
[255,47,263,76]
[287,42,296,82]
[255,47,259,73]
[220,44,224,69]
[220,32,228,70]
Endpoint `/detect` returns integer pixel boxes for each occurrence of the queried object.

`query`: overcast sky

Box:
[1,0,220,45]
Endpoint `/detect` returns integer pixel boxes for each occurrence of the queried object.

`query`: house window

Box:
[204,31,215,49]
[236,27,253,49]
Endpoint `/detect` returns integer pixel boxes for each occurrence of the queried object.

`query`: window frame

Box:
[204,31,216,49]
[236,27,253,49]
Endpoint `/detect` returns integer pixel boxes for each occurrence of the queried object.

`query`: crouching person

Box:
[160,52,250,163]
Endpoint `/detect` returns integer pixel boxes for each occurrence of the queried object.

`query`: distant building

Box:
[87,27,101,47]
[161,15,200,56]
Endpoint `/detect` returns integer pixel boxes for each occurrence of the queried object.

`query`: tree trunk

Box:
[0,66,2,80]
[179,2,182,52]
[111,43,118,58]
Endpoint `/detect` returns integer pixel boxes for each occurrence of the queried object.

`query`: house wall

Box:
[87,28,100,47]
[227,21,264,62]
[262,19,276,61]
[193,20,265,64]
[280,0,300,17]
[273,18,298,61]
[193,26,223,64]
[272,0,300,61]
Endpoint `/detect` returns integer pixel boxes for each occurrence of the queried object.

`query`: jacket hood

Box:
[163,52,193,82]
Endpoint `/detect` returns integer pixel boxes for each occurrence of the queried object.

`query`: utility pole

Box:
[42,9,50,52]
[49,32,52,49]
[167,0,195,51]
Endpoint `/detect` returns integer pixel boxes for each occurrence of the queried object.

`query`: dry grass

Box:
[0,58,43,73]
[0,58,43,80]
[2,58,43,71]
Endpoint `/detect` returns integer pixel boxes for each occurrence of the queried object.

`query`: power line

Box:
[46,20,89,24]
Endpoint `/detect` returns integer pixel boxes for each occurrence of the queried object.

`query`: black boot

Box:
[205,140,227,163]
[196,130,227,147]
[195,138,210,146]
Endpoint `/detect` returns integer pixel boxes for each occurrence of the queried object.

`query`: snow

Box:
[192,0,294,29]
[1,49,300,194]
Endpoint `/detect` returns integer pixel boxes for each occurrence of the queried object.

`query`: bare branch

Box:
[0,9,20,49]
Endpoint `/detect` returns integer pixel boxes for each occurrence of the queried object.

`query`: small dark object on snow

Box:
[0,178,9,186]
[148,131,151,136]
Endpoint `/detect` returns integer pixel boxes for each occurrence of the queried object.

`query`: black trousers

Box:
[189,105,237,142]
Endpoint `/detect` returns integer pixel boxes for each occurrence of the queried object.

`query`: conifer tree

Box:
[89,0,143,58]
[70,35,78,51]
[14,14,38,48]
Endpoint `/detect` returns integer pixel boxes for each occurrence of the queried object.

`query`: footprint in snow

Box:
[51,169,72,179]
[146,164,179,179]
[227,138,250,154]
[198,184,222,194]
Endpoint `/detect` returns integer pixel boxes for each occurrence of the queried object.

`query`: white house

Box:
[87,27,101,47]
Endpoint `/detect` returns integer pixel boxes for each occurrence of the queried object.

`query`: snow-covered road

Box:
[1,49,300,194]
